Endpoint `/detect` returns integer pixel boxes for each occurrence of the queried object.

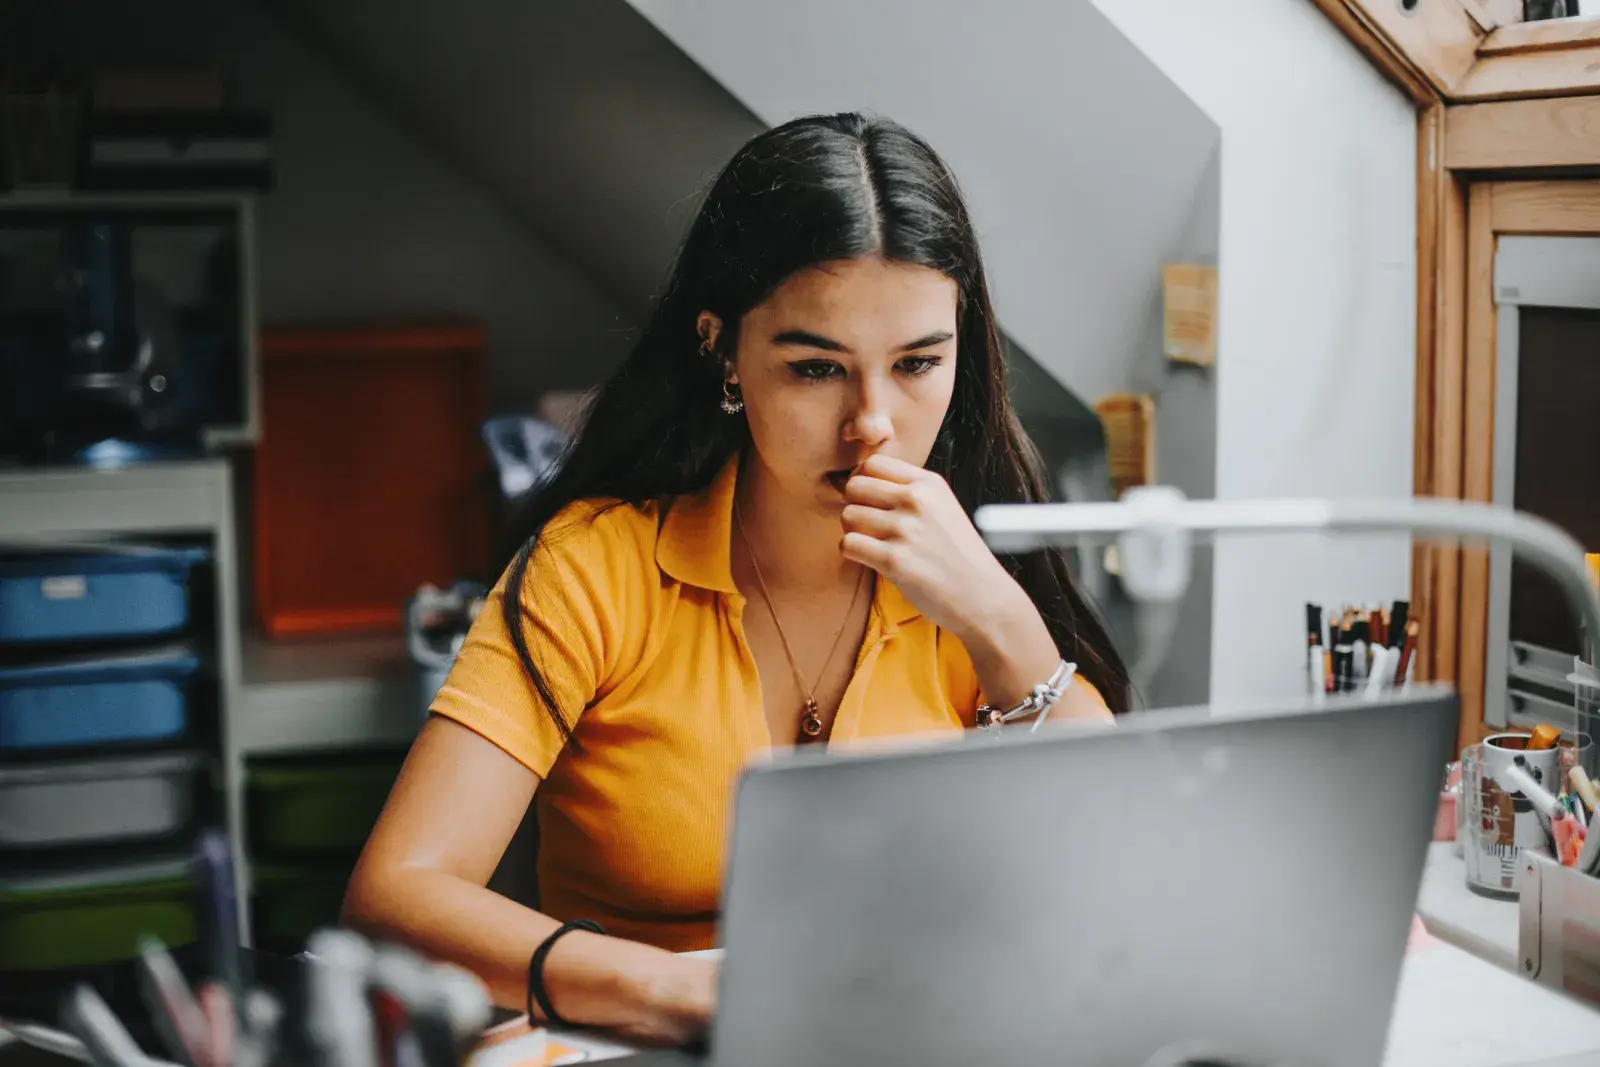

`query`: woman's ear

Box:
[696,311,723,354]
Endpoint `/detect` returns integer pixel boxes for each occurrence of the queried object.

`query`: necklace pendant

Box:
[799,700,824,739]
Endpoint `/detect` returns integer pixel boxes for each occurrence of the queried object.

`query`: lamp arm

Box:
[974,492,1600,675]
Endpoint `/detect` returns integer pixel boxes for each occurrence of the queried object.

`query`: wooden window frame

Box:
[1308,1,1600,752]
[1453,182,1600,750]
[1315,0,1600,101]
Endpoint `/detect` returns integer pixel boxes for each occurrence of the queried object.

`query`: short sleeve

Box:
[429,503,638,777]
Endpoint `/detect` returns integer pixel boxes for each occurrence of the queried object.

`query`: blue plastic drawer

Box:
[0,547,208,644]
[0,645,200,751]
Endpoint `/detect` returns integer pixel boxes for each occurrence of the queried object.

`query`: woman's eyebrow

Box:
[771,329,955,353]
[772,329,850,353]
[898,330,954,351]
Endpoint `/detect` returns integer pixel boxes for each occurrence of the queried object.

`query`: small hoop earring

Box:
[720,378,744,415]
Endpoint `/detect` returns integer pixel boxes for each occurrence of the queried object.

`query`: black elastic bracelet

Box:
[527,919,605,1027]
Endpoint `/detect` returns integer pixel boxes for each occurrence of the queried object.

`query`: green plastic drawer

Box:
[246,751,404,858]
[251,863,350,952]
[0,856,196,971]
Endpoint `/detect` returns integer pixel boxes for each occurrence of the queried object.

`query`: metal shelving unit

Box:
[0,458,251,939]
[0,189,427,953]
[237,630,421,755]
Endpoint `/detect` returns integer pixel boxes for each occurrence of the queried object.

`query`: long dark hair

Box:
[502,112,1129,743]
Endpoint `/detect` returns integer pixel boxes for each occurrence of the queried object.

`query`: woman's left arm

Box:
[839,454,1111,722]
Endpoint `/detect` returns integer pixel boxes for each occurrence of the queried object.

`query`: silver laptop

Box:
[702,688,1456,1067]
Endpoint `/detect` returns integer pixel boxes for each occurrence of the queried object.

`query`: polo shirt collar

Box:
[656,455,740,596]
[655,454,921,627]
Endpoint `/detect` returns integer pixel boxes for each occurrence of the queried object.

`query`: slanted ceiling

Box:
[265,0,763,317]
[270,0,1218,406]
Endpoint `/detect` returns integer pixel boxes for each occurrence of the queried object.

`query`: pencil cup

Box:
[1463,734,1561,899]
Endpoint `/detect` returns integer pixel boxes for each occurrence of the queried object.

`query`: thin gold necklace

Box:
[734,500,867,742]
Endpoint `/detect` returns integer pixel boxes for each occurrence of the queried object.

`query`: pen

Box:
[1364,646,1391,698]
[1388,600,1410,649]
[1578,806,1600,876]
[371,944,433,1067]
[234,989,283,1067]
[1351,619,1370,685]
[60,985,146,1067]
[1333,615,1352,693]
[194,828,241,1067]
[194,829,242,994]
[374,947,448,1067]
[136,936,210,1067]
[305,929,378,1067]
[1305,603,1323,694]
[1503,756,1562,815]
[1527,723,1562,751]
[1394,620,1419,685]
[433,965,493,1060]
[1572,766,1600,813]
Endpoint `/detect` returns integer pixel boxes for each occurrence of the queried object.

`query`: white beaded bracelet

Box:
[976,659,1077,733]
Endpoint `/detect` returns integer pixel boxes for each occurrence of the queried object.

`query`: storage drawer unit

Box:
[0,547,207,644]
[0,854,196,970]
[246,752,403,857]
[0,751,204,848]
[0,644,200,751]
[251,862,351,953]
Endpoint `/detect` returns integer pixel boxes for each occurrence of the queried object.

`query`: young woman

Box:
[342,112,1129,1046]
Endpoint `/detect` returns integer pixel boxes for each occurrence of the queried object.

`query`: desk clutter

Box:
[2,826,496,1067]
[1304,600,1419,697]
[1456,722,1600,893]
[4,829,496,1067]
[0,540,223,980]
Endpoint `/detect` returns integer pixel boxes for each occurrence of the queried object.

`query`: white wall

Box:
[0,0,635,413]
[1089,0,1418,705]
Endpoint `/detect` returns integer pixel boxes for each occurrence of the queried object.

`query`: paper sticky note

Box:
[1162,262,1218,367]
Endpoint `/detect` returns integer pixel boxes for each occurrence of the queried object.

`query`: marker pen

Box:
[1352,620,1370,684]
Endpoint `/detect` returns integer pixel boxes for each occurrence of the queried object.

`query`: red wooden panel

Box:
[254,324,487,638]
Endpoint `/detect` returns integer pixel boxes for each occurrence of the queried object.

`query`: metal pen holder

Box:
[1461,733,1591,899]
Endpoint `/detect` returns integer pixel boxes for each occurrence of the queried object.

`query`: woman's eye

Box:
[788,360,842,381]
[897,356,942,376]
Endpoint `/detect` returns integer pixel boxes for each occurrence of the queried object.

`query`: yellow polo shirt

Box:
[431,456,1105,951]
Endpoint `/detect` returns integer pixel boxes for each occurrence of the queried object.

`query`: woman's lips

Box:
[825,469,853,493]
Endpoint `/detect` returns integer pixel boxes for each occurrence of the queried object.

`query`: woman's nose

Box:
[845,386,893,449]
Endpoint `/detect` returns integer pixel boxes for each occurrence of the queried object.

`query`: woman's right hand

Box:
[610,949,719,1046]
[344,717,717,1047]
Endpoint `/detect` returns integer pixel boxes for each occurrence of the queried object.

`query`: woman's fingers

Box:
[840,503,912,541]
[840,531,902,577]
[842,473,914,510]
[855,453,923,485]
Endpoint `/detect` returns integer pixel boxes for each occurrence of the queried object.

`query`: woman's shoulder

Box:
[526,495,666,581]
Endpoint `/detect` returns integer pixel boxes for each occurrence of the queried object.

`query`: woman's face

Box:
[705,256,960,514]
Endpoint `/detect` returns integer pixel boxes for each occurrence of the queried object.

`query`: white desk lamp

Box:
[974,487,1600,697]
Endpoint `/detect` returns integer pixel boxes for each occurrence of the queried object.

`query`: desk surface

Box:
[526,937,1600,1067]
[1415,842,1520,972]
